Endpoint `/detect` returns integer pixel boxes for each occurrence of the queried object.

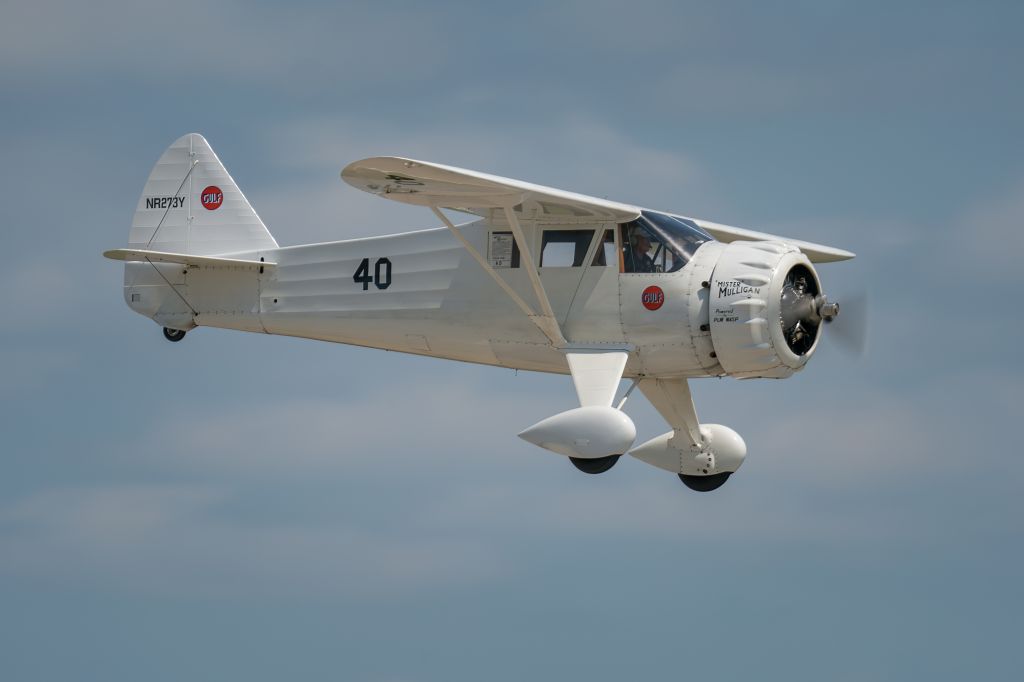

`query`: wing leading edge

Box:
[341,157,641,222]
[693,219,854,263]
[341,157,854,262]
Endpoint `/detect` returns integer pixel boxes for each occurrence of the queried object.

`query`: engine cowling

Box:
[709,240,825,378]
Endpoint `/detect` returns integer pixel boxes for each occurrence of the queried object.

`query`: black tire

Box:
[570,455,620,474]
[163,327,187,342]
[678,472,732,492]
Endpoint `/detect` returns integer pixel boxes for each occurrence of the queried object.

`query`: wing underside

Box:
[341,157,641,222]
[693,219,854,263]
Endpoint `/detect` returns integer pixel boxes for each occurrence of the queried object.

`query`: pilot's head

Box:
[631,231,651,254]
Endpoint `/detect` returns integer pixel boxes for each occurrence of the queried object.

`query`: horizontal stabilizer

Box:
[103,248,275,271]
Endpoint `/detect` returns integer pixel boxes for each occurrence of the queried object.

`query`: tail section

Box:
[129,133,277,256]
[114,133,277,333]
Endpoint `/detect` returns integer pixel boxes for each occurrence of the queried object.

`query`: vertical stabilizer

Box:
[129,133,278,256]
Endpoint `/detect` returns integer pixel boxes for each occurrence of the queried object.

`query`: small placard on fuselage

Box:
[489,232,515,268]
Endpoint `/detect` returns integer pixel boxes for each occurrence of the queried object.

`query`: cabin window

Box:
[621,223,676,273]
[591,229,616,266]
[620,211,713,273]
[540,229,596,267]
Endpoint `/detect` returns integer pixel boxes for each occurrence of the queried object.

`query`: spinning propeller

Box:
[779,264,867,357]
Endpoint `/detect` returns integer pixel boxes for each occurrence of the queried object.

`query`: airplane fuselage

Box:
[110,133,855,490]
[125,218,728,379]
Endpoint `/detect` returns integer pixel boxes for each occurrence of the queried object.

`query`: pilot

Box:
[626,230,656,273]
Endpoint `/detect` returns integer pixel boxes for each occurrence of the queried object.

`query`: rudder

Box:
[129,133,278,256]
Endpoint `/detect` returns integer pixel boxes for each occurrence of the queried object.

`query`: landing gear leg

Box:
[163,327,187,342]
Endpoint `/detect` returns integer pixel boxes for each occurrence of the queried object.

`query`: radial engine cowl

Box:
[709,240,824,378]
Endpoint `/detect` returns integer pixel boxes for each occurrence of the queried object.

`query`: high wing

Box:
[342,156,647,347]
[691,219,854,263]
[341,157,641,222]
[341,157,853,263]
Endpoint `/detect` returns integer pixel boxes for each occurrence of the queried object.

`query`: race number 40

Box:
[353,257,392,291]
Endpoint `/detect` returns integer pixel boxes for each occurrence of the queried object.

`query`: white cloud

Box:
[127,379,569,477]
[0,347,78,396]
[252,174,431,245]
[959,179,1024,273]
[408,460,943,553]
[4,363,1011,597]
[757,215,914,254]
[0,483,505,597]
[2,484,225,541]
[0,1,447,88]
[2,259,82,330]
[251,114,717,246]
[755,398,941,484]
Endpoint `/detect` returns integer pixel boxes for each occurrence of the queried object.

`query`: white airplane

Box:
[105,133,856,492]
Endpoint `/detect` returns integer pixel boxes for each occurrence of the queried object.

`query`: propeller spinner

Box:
[779,264,840,355]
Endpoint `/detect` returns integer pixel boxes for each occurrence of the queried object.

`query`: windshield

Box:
[621,210,713,273]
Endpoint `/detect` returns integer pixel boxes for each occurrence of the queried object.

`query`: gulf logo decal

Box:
[200,185,224,210]
[642,285,665,311]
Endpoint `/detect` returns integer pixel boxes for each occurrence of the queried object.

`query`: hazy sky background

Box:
[1,1,1021,680]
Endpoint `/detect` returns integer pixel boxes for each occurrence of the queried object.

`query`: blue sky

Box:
[1,1,1022,680]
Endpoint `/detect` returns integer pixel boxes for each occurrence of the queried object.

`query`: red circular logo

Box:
[200,185,223,211]
[642,285,665,311]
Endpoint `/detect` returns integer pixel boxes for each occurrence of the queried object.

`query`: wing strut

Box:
[430,205,566,347]
[638,378,703,447]
[501,206,566,346]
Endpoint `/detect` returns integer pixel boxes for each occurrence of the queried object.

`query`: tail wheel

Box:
[678,472,731,492]
[570,455,620,474]
[163,327,187,342]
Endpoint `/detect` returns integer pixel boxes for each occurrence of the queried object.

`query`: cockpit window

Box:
[621,223,667,272]
[620,210,713,273]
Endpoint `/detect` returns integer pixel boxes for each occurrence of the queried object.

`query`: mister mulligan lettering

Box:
[145,196,186,210]
[717,280,761,298]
